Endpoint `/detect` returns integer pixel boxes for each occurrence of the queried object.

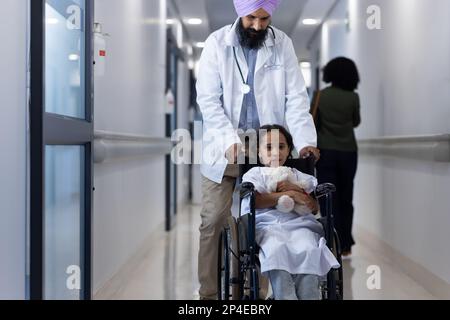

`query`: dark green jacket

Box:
[317,86,361,152]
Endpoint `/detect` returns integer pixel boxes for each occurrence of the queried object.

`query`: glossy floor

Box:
[95,204,436,300]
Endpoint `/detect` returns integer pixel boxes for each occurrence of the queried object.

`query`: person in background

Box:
[314,57,361,258]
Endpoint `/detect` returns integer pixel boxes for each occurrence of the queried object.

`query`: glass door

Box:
[30,0,93,300]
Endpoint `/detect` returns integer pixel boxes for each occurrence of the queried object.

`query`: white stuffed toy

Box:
[266,167,315,216]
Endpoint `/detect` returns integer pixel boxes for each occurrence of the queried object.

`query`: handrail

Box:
[93,130,173,164]
[358,134,450,162]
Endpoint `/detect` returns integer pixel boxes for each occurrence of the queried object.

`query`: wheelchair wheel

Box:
[333,228,344,300]
[321,228,344,300]
[218,219,241,300]
[217,228,230,300]
[228,216,242,300]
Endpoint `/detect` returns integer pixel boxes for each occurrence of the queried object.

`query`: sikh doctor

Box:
[196,0,320,300]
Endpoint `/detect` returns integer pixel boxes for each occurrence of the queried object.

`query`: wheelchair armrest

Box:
[315,183,336,198]
[242,182,255,191]
[240,182,255,199]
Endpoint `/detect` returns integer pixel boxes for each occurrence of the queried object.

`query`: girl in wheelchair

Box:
[242,124,340,300]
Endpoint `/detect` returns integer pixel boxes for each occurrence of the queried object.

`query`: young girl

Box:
[242,124,340,300]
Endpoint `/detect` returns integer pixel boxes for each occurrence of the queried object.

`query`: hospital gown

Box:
[242,166,340,276]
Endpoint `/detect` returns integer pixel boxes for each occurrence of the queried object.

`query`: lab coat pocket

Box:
[264,64,284,72]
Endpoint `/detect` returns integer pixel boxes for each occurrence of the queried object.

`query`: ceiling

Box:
[172,0,337,62]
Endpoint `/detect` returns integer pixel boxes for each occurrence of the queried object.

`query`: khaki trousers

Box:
[198,164,239,299]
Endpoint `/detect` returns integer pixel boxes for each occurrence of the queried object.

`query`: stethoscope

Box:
[232,24,276,95]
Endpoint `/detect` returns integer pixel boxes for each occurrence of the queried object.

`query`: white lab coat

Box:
[242,167,340,276]
[196,18,317,184]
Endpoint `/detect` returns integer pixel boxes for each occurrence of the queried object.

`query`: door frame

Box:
[29,0,94,300]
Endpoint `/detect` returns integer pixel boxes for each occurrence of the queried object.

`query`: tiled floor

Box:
[95,203,436,300]
[341,241,435,300]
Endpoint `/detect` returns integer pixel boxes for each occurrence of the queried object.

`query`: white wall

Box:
[311,0,450,290]
[0,0,27,299]
[93,0,167,294]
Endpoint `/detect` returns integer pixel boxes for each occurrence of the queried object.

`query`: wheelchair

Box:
[217,156,344,300]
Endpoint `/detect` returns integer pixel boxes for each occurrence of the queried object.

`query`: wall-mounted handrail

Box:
[358,134,450,162]
[93,130,173,164]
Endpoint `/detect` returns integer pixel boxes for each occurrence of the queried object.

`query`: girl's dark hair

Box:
[258,124,294,159]
[323,57,360,91]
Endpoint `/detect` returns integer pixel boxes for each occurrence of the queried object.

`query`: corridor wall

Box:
[93,0,167,294]
[310,0,450,297]
[0,0,27,299]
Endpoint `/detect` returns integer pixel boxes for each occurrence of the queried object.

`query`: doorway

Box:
[29,0,93,300]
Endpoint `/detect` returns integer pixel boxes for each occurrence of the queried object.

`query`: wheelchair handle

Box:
[240,182,255,200]
[315,183,336,198]
[241,182,255,192]
[301,152,317,163]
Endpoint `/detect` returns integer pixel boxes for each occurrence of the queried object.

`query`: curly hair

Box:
[323,57,360,91]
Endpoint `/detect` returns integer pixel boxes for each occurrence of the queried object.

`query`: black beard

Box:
[236,19,268,50]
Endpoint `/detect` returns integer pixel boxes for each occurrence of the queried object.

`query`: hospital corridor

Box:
[1,0,450,302]
[93,203,437,300]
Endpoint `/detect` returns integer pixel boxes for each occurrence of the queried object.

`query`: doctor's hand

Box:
[300,146,320,162]
[225,143,244,164]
